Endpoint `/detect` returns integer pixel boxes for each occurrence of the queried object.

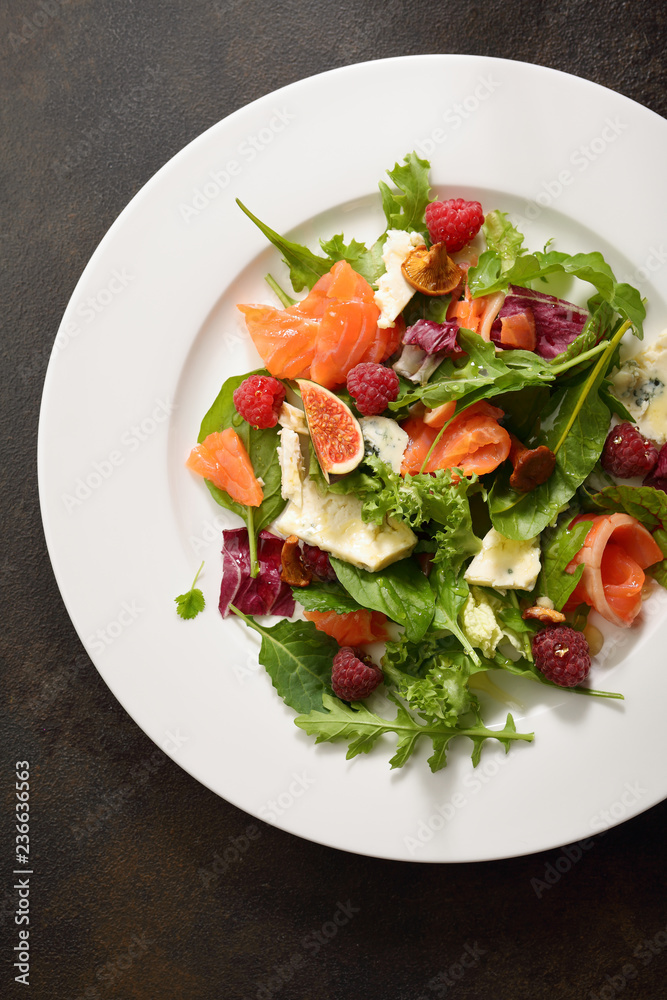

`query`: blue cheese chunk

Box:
[374,229,425,329]
[612,331,667,445]
[278,402,309,435]
[273,478,416,572]
[464,528,541,591]
[360,416,409,473]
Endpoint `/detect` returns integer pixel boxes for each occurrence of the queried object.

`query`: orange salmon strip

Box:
[186,428,263,507]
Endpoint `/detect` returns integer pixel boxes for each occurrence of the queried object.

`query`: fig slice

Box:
[296,379,365,476]
[401,242,463,296]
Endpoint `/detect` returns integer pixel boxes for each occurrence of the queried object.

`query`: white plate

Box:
[38,55,667,862]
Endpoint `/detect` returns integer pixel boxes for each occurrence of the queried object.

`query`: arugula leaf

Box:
[555,297,616,368]
[236,199,331,293]
[295,693,532,771]
[581,484,667,529]
[469,244,645,335]
[292,581,363,614]
[174,562,205,619]
[265,273,296,307]
[230,607,338,714]
[391,328,554,413]
[198,370,286,574]
[488,378,609,539]
[539,518,590,610]
[428,561,481,666]
[331,556,435,642]
[378,152,432,236]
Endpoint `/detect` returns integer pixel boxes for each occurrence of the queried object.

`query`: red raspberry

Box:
[233,374,285,429]
[532,627,591,687]
[301,544,336,581]
[644,441,667,493]
[425,198,485,253]
[346,363,400,416]
[331,647,383,702]
[601,422,658,479]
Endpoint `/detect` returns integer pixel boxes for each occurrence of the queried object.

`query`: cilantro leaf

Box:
[174,562,206,620]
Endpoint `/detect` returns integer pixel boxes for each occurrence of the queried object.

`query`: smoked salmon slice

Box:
[186,428,263,507]
[238,260,394,389]
[304,609,391,645]
[401,400,511,477]
[564,513,663,626]
[498,311,537,350]
[447,287,506,342]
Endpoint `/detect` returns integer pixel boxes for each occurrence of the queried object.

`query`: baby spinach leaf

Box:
[292,581,363,614]
[402,292,452,328]
[649,528,667,587]
[539,517,590,610]
[331,557,435,642]
[488,379,610,539]
[489,321,631,539]
[231,607,338,714]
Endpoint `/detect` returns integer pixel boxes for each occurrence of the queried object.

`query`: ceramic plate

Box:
[38,55,667,861]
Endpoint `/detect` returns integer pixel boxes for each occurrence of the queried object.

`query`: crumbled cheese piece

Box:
[374,229,425,329]
[277,428,304,504]
[278,402,309,435]
[464,528,541,591]
[359,416,409,473]
[612,330,667,444]
[273,478,416,572]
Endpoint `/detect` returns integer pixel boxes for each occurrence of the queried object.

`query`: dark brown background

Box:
[2,1,667,998]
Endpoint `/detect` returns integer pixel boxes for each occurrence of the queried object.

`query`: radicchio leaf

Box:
[219,528,295,618]
[491,285,587,359]
[403,318,465,357]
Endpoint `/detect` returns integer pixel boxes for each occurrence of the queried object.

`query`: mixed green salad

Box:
[180,152,667,773]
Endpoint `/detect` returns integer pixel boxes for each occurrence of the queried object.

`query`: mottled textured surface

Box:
[2,1,667,998]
